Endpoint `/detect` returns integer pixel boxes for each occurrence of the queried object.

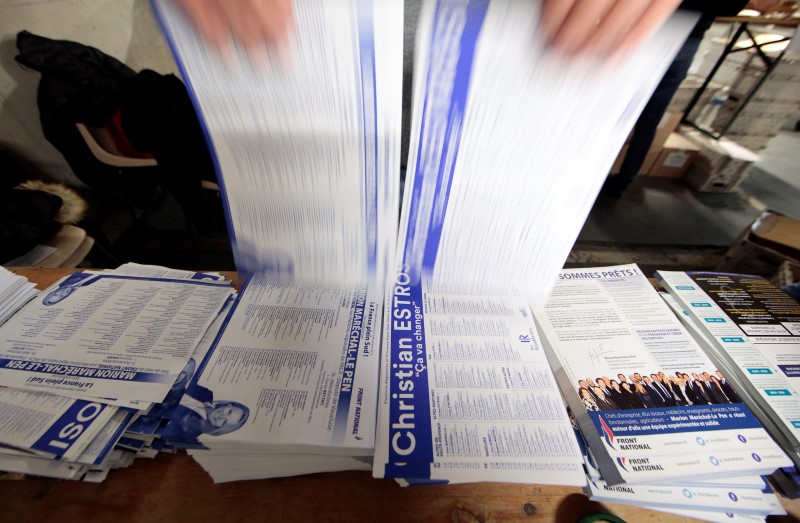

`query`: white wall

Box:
[0,0,179,184]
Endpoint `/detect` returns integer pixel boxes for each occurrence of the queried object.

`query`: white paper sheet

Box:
[163,275,382,456]
[0,272,233,402]
[0,387,117,461]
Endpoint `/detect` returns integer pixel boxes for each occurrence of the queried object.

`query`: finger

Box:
[539,0,579,44]
[549,0,616,54]
[612,0,682,57]
[178,0,231,50]
[582,0,650,56]
[240,1,285,63]
[249,0,295,46]
[224,3,268,49]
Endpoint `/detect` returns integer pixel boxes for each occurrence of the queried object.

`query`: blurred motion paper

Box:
[152,0,402,286]
[399,1,697,301]
[154,0,696,300]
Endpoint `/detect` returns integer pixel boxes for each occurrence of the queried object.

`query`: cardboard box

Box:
[651,109,684,152]
[683,129,760,168]
[724,133,773,152]
[717,211,800,276]
[682,129,760,192]
[647,133,700,178]
[608,108,683,175]
[683,167,746,192]
[640,150,659,176]
[608,145,658,176]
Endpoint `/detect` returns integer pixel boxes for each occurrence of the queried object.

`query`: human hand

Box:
[540,0,683,56]
[176,0,294,51]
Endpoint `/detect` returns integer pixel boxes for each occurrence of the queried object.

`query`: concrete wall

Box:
[0,0,179,185]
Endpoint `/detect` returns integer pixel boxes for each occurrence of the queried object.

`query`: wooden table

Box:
[2,268,799,523]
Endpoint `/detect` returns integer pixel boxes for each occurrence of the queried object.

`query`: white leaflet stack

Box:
[534,264,791,518]
[394,1,698,303]
[0,265,234,481]
[0,266,38,326]
[149,0,403,482]
[373,281,585,485]
[0,271,234,404]
[151,0,402,290]
[160,275,383,482]
[373,0,698,488]
[657,270,800,470]
[535,264,789,486]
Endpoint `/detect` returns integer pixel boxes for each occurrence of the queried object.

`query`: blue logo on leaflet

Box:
[748,368,772,375]
[705,318,726,323]
[676,286,695,290]
[752,453,762,462]
[31,400,106,458]
[765,389,791,396]
[695,437,706,446]
[682,489,693,499]
[691,302,712,307]
[737,435,747,443]
[792,421,800,428]
[728,492,738,502]
[721,337,744,343]
[709,456,720,466]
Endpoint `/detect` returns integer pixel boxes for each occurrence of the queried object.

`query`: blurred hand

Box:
[540,0,683,56]
[177,0,294,50]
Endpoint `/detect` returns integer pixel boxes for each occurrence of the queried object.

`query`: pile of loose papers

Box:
[0,266,38,326]
[162,275,381,482]
[534,264,792,520]
[0,264,234,481]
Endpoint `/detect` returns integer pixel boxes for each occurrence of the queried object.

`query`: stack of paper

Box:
[0,263,235,480]
[395,0,699,303]
[372,0,700,489]
[150,0,402,483]
[657,271,800,493]
[160,275,381,482]
[373,277,586,485]
[151,0,402,287]
[0,266,38,326]
[533,264,791,520]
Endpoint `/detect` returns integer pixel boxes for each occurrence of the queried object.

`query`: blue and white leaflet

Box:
[151,0,401,288]
[374,268,585,485]
[164,275,381,456]
[73,409,137,467]
[0,388,118,462]
[374,0,698,486]
[0,451,88,481]
[534,265,791,485]
[658,271,800,461]
[585,477,775,516]
[0,272,234,403]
